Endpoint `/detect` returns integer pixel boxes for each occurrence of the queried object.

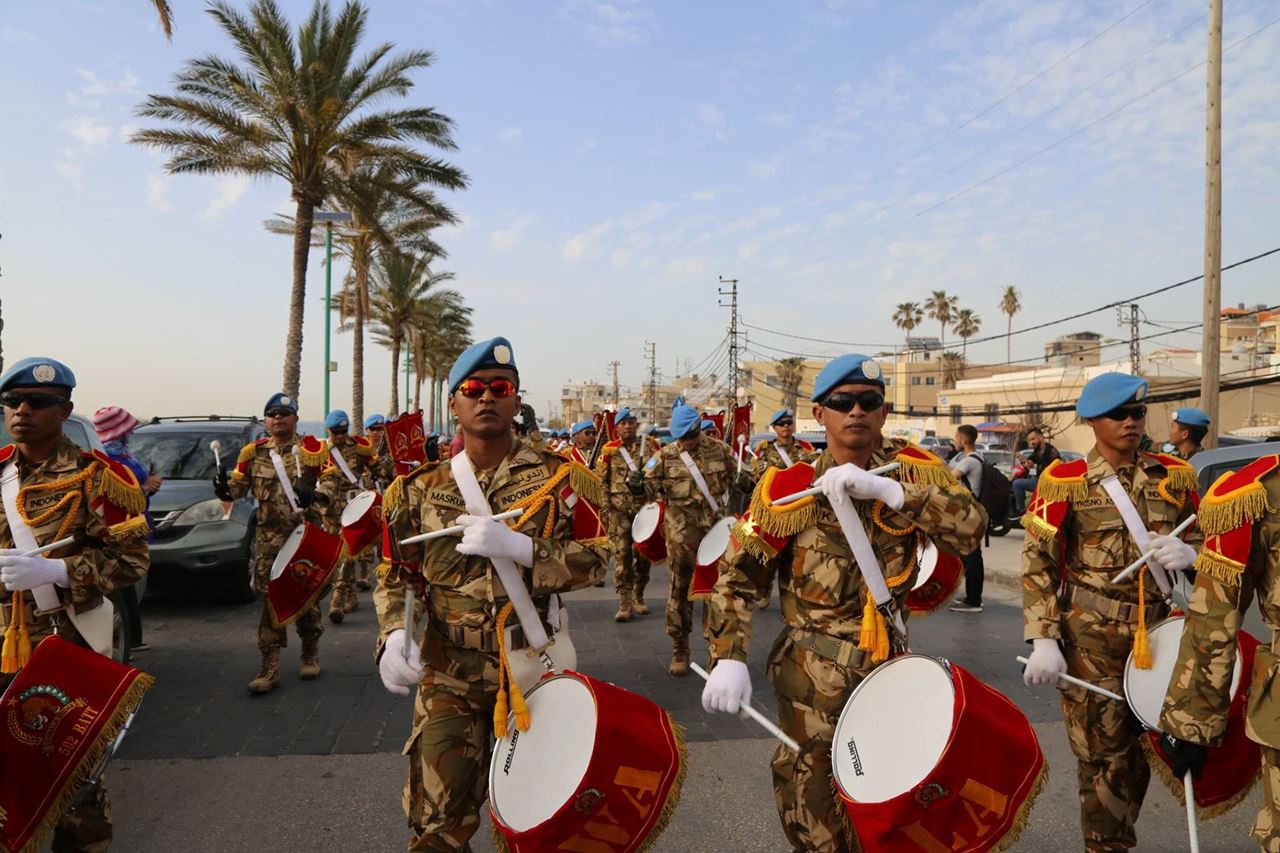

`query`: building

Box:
[1220,304,1277,358]
[1044,331,1105,367]
[559,374,732,427]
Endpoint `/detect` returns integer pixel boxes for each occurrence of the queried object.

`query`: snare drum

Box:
[489,671,686,852]
[631,502,668,562]
[690,516,736,599]
[1124,615,1262,815]
[339,489,382,557]
[267,523,343,627]
[906,539,964,614]
[832,655,1046,851]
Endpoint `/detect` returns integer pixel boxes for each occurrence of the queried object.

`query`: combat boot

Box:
[668,638,690,677]
[614,588,633,623]
[300,639,322,680]
[247,650,281,695]
[343,588,359,614]
[328,605,344,624]
[632,581,650,616]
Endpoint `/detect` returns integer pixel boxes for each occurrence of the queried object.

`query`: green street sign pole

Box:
[323,221,333,417]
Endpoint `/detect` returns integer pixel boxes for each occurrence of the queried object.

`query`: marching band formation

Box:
[0,340,1277,853]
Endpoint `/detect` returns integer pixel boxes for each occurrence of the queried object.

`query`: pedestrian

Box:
[1012,426,1059,514]
[947,424,986,613]
[373,336,608,850]
[595,407,658,621]
[316,409,378,624]
[1021,372,1201,851]
[1168,407,1211,460]
[0,357,150,851]
[700,353,985,852]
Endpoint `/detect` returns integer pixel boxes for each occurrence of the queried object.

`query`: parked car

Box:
[918,435,957,460]
[975,448,1015,480]
[0,412,144,664]
[129,416,266,602]
[1193,440,1280,494]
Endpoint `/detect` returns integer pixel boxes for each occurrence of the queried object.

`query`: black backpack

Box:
[960,453,1012,525]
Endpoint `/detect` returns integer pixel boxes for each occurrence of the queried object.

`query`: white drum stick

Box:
[399,508,525,545]
[1112,514,1197,585]
[402,592,415,663]
[690,661,800,751]
[771,462,899,507]
[1015,656,1125,702]
[210,439,222,469]
[1185,771,1201,853]
[24,537,76,557]
[736,435,745,475]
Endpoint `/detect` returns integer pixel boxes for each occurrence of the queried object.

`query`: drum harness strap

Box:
[617,440,638,473]
[268,447,301,513]
[678,450,722,513]
[775,442,794,469]
[329,443,358,485]
[1100,475,1172,669]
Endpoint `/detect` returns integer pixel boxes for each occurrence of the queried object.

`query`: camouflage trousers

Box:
[329,554,370,615]
[1254,746,1280,852]
[767,629,875,853]
[606,506,650,596]
[1060,642,1150,851]
[402,626,500,852]
[254,526,324,653]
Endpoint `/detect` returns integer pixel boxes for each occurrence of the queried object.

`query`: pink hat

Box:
[93,406,140,444]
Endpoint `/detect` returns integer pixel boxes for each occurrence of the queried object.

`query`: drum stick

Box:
[1112,514,1197,585]
[690,661,801,751]
[24,537,76,557]
[398,508,525,545]
[770,462,899,507]
[736,435,745,475]
[1184,771,1201,853]
[1015,656,1125,702]
[402,592,415,663]
[210,439,222,470]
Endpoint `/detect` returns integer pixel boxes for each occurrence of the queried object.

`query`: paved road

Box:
[101,532,1262,851]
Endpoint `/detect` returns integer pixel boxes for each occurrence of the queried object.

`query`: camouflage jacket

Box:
[644,433,739,527]
[1021,448,1201,645]
[1161,456,1280,746]
[315,435,379,531]
[751,437,816,480]
[373,436,609,660]
[706,439,987,662]
[595,434,660,512]
[0,437,149,642]
[226,434,326,536]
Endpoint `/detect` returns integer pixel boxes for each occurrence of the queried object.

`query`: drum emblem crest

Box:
[6,684,89,755]
[288,558,318,581]
[915,782,948,808]
[574,788,605,813]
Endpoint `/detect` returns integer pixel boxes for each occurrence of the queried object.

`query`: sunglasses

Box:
[821,390,885,414]
[1,392,69,410]
[1099,405,1147,422]
[367,425,384,432]
[775,420,795,427]
[455,377,519,399]
[265,408,296,418]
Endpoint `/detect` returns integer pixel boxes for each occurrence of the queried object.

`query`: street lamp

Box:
[313,210,353,415]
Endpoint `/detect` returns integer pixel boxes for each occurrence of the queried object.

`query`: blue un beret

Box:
[700,419,715,430]
[570,420,594,436]
[671,396,687,410]
[325,409,351,431]
[364,413,386,429]
[770,408,793,426]
[811,353,884,402]
[616,407,635,423]
[264,392,297,415]
[670,405,701,438]
[447,336,517,394]
[1077,373,1148,419]
[1173,407,1210,428]
[0,357,76,394]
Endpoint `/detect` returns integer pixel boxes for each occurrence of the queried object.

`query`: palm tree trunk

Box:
[390,337,401,414]
[1006,316,1012,364]
[282,200,316,398]
[351,244,370,433]
[428,370,438,432]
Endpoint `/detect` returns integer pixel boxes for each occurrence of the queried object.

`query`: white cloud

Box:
[147,174,174,212]
[663,256,707,278]
[200,175,250,221]
[562,221,612,261]
[498,126,524,143]
[692,102,727,139]
[63,115,112,146]
[74,67,139,97]
[689,189,719,202]
[748,156,784,179]
[610,247,633,269]
[561,0,655,46]
[620,201,674,229]
[2,27,36,43]
[489,213,536,251]
[757,112,793,129]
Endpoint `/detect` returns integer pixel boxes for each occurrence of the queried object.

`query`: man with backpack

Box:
[947,424,1008,613]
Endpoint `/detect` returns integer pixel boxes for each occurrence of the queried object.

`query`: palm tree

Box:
[409,291,471,430]
[953,309,981,361]
[892,302,924,350]
[940,351,965,388]
[925,291,958,349]
[132,0,467,398]
[366,250,455,413]
[775,357,805,413]
[151,0,174,38]
[1000,285,1022,364]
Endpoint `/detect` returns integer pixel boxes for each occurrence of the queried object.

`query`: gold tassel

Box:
[492,603,533,738]
[107,514,150,541]
[15,601,31,669]
[1198,481,1271,536]
[509,678,531,732]
[858,593,883,660]
[95,463,147,515]
[236,442,258,466]
[1193,550,1246,586]
[1035,478,1088,503]
[871,606,889,662]
[894,457,956,487]
[1162,465,1199,493]
[1,592,20,674]
[749,470,818,538]
[384,476,406,516]
[567,461,606,508]
[1132,567,1153,669]
[1021,512,1059,542]
[493,686,510,739]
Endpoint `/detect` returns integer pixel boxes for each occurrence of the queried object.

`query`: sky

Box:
[1,0,1278,421]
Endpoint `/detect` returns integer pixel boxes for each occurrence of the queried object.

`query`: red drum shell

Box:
[906,539,964,614]
[339,490,382,557]
[690,516,736,599]
[267,523,343,627]
[631,502,668,562]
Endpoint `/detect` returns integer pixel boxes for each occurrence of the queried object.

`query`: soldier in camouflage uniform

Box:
[595,407,658,622]
[639,404,748,676]
[1021,373,1201,852]
[752,407,816,477]
[0,357,150,853]
[1160,454,1280,851]
[215,392,327,694]
[316,409,378,623]
[374,336,609,852]
[701,354,985,852]
[1168,406,1210,461]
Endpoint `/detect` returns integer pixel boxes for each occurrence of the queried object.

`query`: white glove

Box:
[701,659,752,714]
[1146,533,1196,573]
[455,515,534,567]
[1023,638,1068,687]
[818,463,905,510]
[0,554,69,591]
[379,629,423,696]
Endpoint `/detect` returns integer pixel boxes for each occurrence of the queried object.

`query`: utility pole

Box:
[1116,303,1141,374]
[608,360,621,407]
[644,341,657,422]
[718,276,740,405]
[1200,0,1223,448]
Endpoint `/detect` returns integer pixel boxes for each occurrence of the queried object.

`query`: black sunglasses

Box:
[774,419,795,427]
[265,408,296,418]
[820,390,885,414]
[1099,405,1147,422]
[1,391,69,410]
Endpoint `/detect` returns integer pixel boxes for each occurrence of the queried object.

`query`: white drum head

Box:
[1124,616,1243,732]
[269,525,307,581]
[632,502,662,541]
[912,541,939,591]
[697,517,736,567]
[490,676,598,832]
[832,656,954,803]
[340,490,378,527]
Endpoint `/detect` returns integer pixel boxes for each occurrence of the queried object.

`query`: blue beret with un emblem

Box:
[447,336,517,394]
[700,419,715,430]
[616,407,635,422]
[1173,407,1210,428]
[364,413,386,429]
[670,405,700,438]
[0,357,76,393]
[770,408,793,426]
[570,420,594,436]
[811,353,884,402]
[1077,373,1148,419]
[325,410,350,431]
[264,392,297,415]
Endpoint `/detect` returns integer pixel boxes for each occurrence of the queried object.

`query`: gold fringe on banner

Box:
[567,462,605,509]
[106,514,151,541]
[1193,550,1246,586]
[1198,481,1270,537]
[749,469,818,538]
[94,463,147,516]
[1141,736,1259,820]
[1021,511,1059,542]
[383,477,406,517]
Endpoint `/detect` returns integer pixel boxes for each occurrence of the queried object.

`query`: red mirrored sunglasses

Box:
[455,377,519,399]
